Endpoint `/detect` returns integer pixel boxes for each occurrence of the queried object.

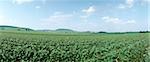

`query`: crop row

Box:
[0,32,149,62]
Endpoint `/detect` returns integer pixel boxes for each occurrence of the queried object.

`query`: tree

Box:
[98,31,107,33]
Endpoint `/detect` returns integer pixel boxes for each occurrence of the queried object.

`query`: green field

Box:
[0,31,149,62]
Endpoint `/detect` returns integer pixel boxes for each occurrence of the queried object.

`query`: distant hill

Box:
[55,29,75,32]
[0,25,76,32]
[36,29,76,33]
[36,30,54,32]
[0,25,34,31]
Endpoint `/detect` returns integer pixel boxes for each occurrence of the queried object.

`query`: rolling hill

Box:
[0,25,34,31]
[55,29,75,32]
[0,25,75,32]
[37,29,76,33]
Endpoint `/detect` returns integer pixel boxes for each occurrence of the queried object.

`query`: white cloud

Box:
[39,12,74,29]
[42,12,73,24]
[13,0,34,5]
[102,16,122,24]
[0,15,4,19]
[118,4,126,9]
[118,0,134,9]
[41,0,47,4]
[142,0,150,2]
[126,20,136,24]
[0,16,5,24]
[102,16,136,24]
[12,0,48,5]
[53,12,63,15]
[80,15,90,19]
[0,12,24,26]
[0,15,10,25]
[80,6,96,20]
[140,0,150,5]
[48,12,73,21]
[0,15,16,25]
[35,6,41,9]
[126,0,134,8]
[82,6,96,15]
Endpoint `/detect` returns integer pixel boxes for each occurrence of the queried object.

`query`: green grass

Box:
[0,31,149,62]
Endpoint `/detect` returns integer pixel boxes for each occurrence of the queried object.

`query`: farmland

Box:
[0,31,149,62]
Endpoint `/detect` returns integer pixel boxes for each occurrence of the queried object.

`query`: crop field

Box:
[0,31,149,62]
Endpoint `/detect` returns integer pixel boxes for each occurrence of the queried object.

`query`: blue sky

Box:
[0,0,149,32]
